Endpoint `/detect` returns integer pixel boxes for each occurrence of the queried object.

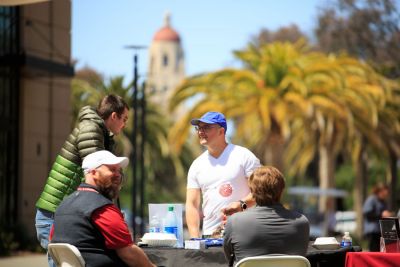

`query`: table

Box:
[144,247,226,267]
[306,245,360,267]
[346,252,400,267]
[144,243,361,267]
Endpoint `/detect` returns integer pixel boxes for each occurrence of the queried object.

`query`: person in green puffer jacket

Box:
[35,94,129,266]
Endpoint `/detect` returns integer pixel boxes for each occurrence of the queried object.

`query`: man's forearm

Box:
[186,206,201,238]
[222,192,255,216]
[117,244,155,267]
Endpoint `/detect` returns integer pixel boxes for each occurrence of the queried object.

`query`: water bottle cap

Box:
[168,206,174,211]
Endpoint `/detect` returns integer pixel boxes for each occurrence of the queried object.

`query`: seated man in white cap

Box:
[50,150,155,267]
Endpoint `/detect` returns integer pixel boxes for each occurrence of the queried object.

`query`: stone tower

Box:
[147,12,185,111]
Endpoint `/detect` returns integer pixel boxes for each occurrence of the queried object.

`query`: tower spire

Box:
[164,11,171,27]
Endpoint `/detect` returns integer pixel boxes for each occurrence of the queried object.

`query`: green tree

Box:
[251,24,310,47]
[315,0,400,78]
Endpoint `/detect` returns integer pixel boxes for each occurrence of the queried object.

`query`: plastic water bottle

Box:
[163,206,178,238]
[341,231,352,247]
[149,215,161,233]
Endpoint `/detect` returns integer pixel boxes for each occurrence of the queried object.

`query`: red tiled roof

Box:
[153,26,180,42]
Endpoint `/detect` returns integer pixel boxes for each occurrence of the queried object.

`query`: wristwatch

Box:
[239,200,247,211]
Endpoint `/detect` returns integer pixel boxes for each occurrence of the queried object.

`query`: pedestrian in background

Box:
[363,182,393,252]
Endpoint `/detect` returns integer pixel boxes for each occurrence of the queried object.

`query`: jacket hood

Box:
[78,106,104,125]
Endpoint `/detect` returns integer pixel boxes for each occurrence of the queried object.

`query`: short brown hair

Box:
[97,94,129,120]
[372,182,389,195]
[249,166,285,206]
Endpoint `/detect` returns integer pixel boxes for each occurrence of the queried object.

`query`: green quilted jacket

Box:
[35,106,115,213]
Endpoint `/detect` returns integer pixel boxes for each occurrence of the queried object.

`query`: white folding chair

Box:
[234,255,311,267]
[48,243,86,267]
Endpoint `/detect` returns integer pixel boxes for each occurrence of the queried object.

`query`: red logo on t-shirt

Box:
[219,183,233,197]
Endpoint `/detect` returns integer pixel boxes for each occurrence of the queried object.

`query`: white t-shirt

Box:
[187,143,261,235]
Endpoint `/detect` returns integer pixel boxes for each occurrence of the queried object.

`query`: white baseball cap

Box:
[82,150,129,174]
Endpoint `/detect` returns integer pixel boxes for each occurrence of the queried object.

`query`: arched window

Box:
[163,54,168,67]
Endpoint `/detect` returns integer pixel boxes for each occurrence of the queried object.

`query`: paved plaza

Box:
[0,253,47,267]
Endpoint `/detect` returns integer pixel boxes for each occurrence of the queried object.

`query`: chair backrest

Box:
[234,255,311,267]
[48,243,86,267]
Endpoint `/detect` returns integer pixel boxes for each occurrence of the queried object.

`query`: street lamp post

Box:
[124,45,147,241]
[139,80,146,236]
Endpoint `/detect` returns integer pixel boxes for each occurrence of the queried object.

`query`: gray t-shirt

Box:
[223,204,310,264]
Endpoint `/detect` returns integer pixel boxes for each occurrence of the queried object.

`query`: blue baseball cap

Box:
[190,111,227,132]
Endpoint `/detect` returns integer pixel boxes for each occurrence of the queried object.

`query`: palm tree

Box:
[143,101,193,202]
[341,65,400,238]
[375,79,400,210]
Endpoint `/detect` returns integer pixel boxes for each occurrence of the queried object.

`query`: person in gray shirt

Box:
[363,182,393,251]
[223,166,310,265]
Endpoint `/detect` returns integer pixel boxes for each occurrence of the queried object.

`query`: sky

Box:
[72,0,325,83]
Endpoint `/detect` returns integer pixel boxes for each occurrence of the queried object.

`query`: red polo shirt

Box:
[92,204,133,249]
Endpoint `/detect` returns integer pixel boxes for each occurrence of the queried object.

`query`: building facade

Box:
[0,0,73,241]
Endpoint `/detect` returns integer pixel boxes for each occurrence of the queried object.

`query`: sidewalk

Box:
[0,253,47,267]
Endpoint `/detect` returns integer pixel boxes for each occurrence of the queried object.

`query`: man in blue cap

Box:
[186,111,261,238]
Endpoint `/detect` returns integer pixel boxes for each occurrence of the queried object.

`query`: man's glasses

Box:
[194,125,220,132]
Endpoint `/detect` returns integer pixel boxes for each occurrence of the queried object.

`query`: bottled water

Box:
[149,215,161,233]
[341,231,352,247]
[163,206,178,238]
